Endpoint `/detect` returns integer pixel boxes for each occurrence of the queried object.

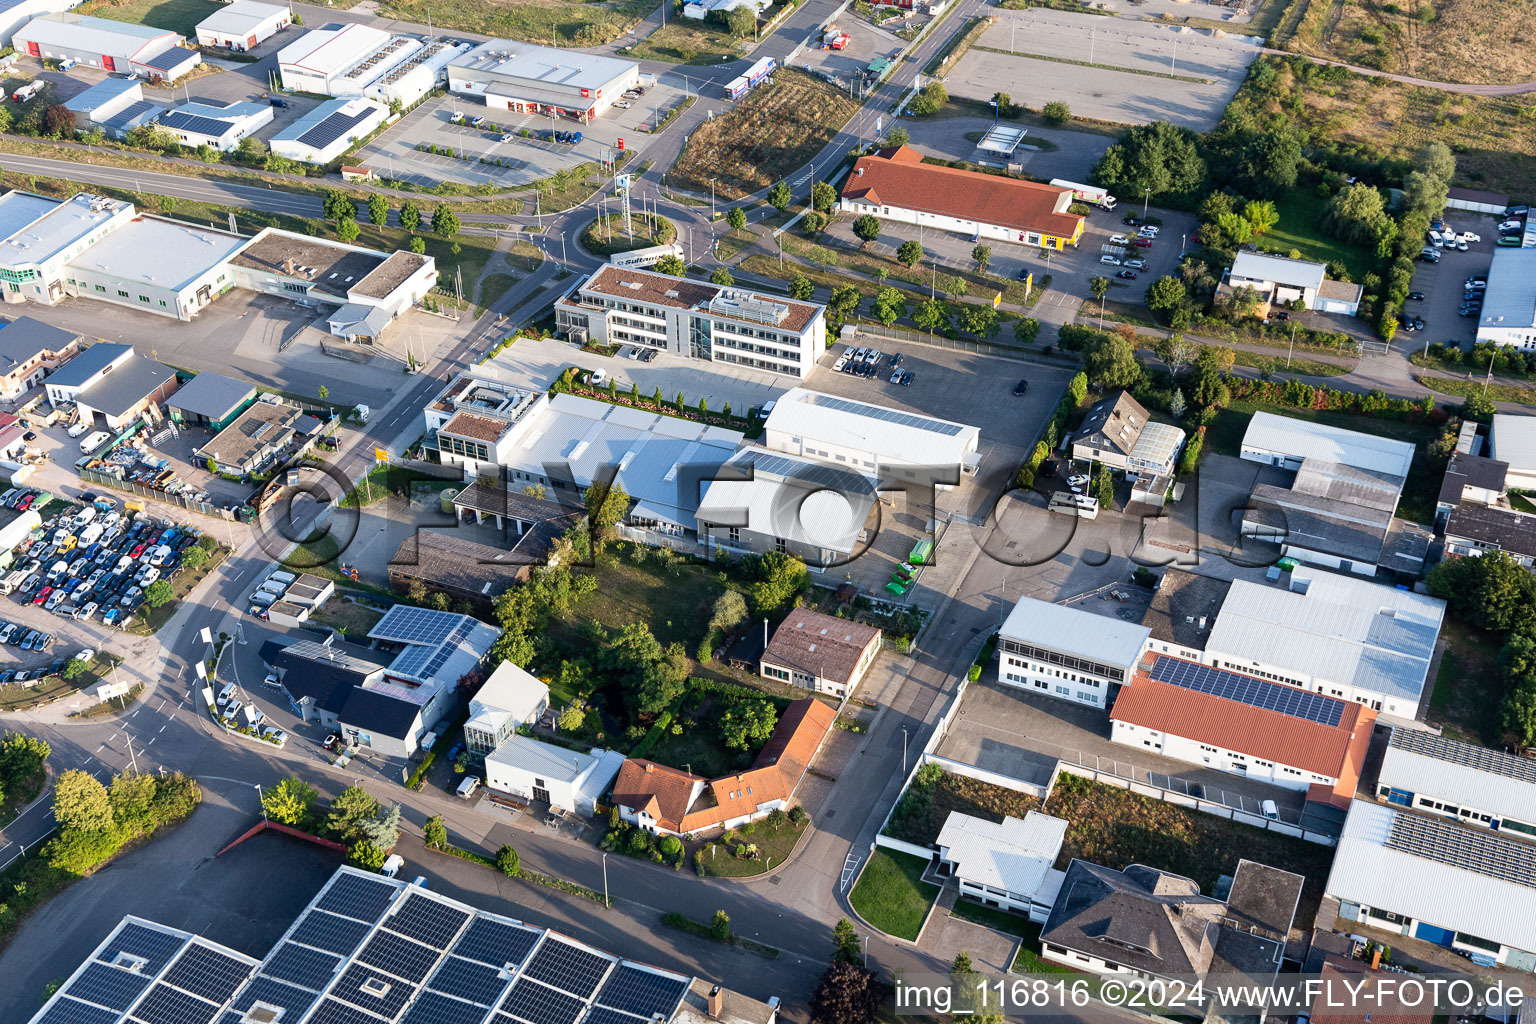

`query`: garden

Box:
[600,804,811,878]
[849,849,939,940]
[579,212,677,257]
[801,584,930,653]
[882,763,1041,847]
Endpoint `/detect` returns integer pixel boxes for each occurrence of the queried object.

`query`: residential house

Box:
[1069,390,1184,504]
[759,608,881,698]
[463,660,549,758]
[193,397,305,475]
[0,315,81,400]
[937,810,1068,921]
[484,736,626,815]
[61,78,164,139]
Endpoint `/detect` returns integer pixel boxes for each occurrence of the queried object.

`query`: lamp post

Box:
[711,179,716,218]
[1142,188,1151,221]
[602,852,610,908]
[901,726,908,774]
[1287,321,1297,369]
[256,783,266,820]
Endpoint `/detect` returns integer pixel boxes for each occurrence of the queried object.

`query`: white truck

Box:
[1050,179,1117,210]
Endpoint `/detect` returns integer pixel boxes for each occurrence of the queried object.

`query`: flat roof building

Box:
[464,660,548,757]
[839,145,1084,250]
[269,96,388,165]
[61,77,164,138]
[64,215,246,321]
[1110,654,1376,804]
[1326,800,1536,970]
[194,397,305,475]
[938,810,1068,921]
[1203,567,1445,720]
[1475,248,1536,350]
[762,385,982,482]
[14,12,200,81]
[158,99,274,152]
[998,595,1151,709]
[1492,413,1536,491]
[1240,410,1416,479]
[166,370,256,430]
[448,39,639,120]
[1139,568,1231,662]
[555,265,827,378]
[485,735,626,815]
[194,0,290,51]
[760,607,882,699]
[1376,727,1536,840]
[0,192,135,307]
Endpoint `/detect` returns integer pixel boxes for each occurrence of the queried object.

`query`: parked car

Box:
[1099,255,1122,266]
[268,96,289,108]
[1115,270,1137,280]
[1124,259,1146,270]
[1109,234,1131,245]
[1012,379,1029,396]
[1408,291,1425,301]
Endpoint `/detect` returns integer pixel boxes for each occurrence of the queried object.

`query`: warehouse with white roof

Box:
[998,595,1152,709]
[762,387,982,483]
[1474,248,1536,350]
[269,96,388,164]
[1203,567,1445,719]
[64,215,247,320]
[194,0,290,51]
[14,12,200,81]
[1326,800,1536,970]
[1491,413,1536,491]
[0,191,135,306]
[277,22,393,94]
[448,39,639,120]
[1376,727,1536,840]
[1239,411,1416,478]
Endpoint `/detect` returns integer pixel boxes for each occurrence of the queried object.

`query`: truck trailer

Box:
[1049,179,1117,210]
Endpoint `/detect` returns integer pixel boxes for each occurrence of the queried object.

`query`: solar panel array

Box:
[36,919,257,1024]
[1386,808,1536,889]
[370,605,464,646]
[1148,657,1346,727]
[739,450,877,496]
[296,108,376,150]
[157,111,235,138]
[801,391,967,436]
[1389,726,1536,784]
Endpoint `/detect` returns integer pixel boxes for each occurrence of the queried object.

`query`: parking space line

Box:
[159,724,167,734]
[95,744,105,752]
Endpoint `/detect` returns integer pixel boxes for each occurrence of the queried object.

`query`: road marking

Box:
[159,724,167,733]
[95,744,105,752]
[147,737,156,747]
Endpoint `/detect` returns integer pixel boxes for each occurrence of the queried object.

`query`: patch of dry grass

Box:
[1287,0,1536,85]
[373,0,653,45]
[664,70,859,199]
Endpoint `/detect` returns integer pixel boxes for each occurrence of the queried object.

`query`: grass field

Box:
[77,0,222,36]
[884,766,1040,847]
[696,817,807,877]
[850,850,939,940]
[625,20,743,64]
[1428,620,1506,745]
[1045,774,1337,929]
[1267,189,1377,282]
[546,547,726,653]
[580,212,676,256]
[373,0,653,45]
[665,70,859,199]
[1415,374,1536,406]
[1285,0,1536,85]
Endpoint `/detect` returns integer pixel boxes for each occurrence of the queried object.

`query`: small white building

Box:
[1376,726,1536,840]
[1491,413,1536,491]
[483,735,625,815]
[1227,251,1361,316]
[1475,248,1536,351]
[997,596,1151,709]
[1239,410,1416,478]
[697,447,878,567]
[937,810,1067,921]
[61,78,164,139]
[268,96,387,165]
[158,100,274,152]
[463,661,549,758]
[761,386,982,483]
[194,0,291,51]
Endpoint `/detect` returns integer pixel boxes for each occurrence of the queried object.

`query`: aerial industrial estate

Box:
[1,0,1536,1020]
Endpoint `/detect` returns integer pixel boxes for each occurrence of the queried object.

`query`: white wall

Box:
[998,650,1111,708]
[1110,718,1337,792]
[838,197,1071,249]
[1477,324,1536,350]
[485,761,579,810]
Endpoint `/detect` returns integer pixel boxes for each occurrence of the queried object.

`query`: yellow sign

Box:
[992,291,1003,309]
[374,448,390,463]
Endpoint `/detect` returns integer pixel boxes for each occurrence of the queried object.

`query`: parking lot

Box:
[900,115,1111,184]
[356,84,691,188]
[948,10,1260,130]
[937,676,1309,819]
[794,14,908,84]
[1402,212,1502,351]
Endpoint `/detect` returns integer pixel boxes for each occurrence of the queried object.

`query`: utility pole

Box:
[902,726,908,774]
[125,733,139,776]
[1287,321,1297,369]
[602,852,610,908]
[1142,188,1151,221]
[257,783,266,820]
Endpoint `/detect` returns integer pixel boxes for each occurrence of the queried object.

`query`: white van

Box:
[267,570,297,586]
[457,776,481,799]
[1048,492,1100,520]
[66,422,89,438]
[80,431,111,454]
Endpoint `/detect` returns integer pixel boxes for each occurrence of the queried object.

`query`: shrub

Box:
[347,841,387,871]
[711,909,732,941]
[495,844,521,876]
[627,829,652,856]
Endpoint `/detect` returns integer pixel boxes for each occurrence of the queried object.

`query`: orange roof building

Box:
[1109,654,1374,805]
[611,697,837,836]
[839,145,1085,250]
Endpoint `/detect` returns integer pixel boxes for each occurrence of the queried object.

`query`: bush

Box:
[627,829,652,856]
[1042,100,1070,125]
[347,841,387,871]
[495,844,521,876]
[711,909,732,941]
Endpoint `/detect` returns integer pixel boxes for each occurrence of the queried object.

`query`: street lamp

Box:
[1142,188,1151,221]
[602,852,610,908]
[710,179,717,218]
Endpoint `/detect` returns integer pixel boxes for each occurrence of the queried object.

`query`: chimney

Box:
[1197,616,1207,630]
[644,763,654,774]
[1370,948,1382,971]
[282,257,296,276]
[707,986,723,1019]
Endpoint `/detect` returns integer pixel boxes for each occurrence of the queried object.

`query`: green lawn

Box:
[1428,620,1506,745]
[546,545,727,652]
[77,0,222,36]
[372,0,653,45]
[696,817,808,877]
[850,849,939,941]
[1266,190,1377,283]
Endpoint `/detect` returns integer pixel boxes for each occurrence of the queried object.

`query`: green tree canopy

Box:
[811,181,837,213]
[262,776,318,826]
[431,204,460,237]
[54,770,113,834]
[727,206,747,231]
[1428,551,1536,634]
[653,254,686,276]
[719,697,779,749]
[1081,329,1143,390]
[1320,183,1392,247]
[367,193,389,226]
[852,214,881,245]
[832,918,861,966]
[1090,121,1207,204]
[710,267,734,286]
[896,239,924,268]
[767,180,792,212]
[789,274,815,300]
[750,551,808,616]
[399,200,421,231]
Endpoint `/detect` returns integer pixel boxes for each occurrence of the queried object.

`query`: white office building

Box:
[61,78,164,139]
[761,387,982,484]
[484,736,625,815]
[448,39,639,120]
[1376,727,1536,840]
[555,265,826,378]
[268,96,388,164]
[937,810,1068,920]
[463,660,549,758]
[63,215,246,320]
[157,99,273,152]
[997,596,1151,709]
[0,191,134,306]
[697,448,879,566]
[194,0,290,51]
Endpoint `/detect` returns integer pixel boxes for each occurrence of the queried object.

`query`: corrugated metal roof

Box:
[1000,596,1150,668]
[166,370,254,421]
[696,447,877,554]
[1492,413,1536,474]
[1230,252,1327,292]
[196,0,288,35]
[15,12,174,54]
[449,38,637,93]
[1379,727,1536,824]
[1327,801,1536,954]
[1241,411,1415,480]
[486,734,596,783]
[1478,248,1536,332]
[937,810,1067,896]
[765,386,981,470]
[1205,569,1444,702]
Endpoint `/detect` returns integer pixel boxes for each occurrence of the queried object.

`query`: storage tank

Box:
[440,488,459,515]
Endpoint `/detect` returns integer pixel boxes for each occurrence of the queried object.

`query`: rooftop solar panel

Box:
[62,962,153,1011]
[331,963,415,1019]
[160,945,253,1004]
[595,965,689,1019]
[1389,727,1536,784]
[451,918,541,969]
[37,1000,121,1024]
[522,940,611,999]
[313,872,399,922]
[429,955,510,1006]
[356,929,441,984]
[501,979,587,1024]
[1148,658,1346,727]
[1385,810,1536,888]
[101,924,189,975]
[125,981,218,1024]
[263,942,341,991]
[304,997,388,1024]
[801,391,967,436]
[585,1008,646,1024]
[288,909,374,956]
[403,991,496,1024]
[158,111,234,138]
[295,108,374,150]
[738,450,876,495]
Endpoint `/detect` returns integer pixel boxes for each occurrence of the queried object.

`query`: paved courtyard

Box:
[947,10,1260,130]
[899,115,1111,184]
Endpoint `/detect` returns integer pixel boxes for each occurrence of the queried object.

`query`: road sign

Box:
[615,174,631,191]
[876,116,883,132]
[993,291,1003,309]
[374,448,389,463]
[96,681,131,702]
[199,626,212,645]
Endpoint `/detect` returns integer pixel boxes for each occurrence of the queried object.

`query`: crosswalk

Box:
[793,171,811,187]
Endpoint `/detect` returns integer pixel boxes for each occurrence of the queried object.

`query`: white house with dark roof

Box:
[998,595,1151,709]
[0,315,80,400]
[1071,391,1184,479]
[45,343,179,430]
[62,78,165,139]
[269,96,388,164]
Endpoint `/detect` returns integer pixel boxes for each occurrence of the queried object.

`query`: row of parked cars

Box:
[214,681,288,747]
[0,486,46,513]
[3,497,205,629]
[0,650,89,685]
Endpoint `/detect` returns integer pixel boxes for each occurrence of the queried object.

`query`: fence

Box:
[79,466,238,521]
[1054,762,1338,847]
[849,323,1072,365]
